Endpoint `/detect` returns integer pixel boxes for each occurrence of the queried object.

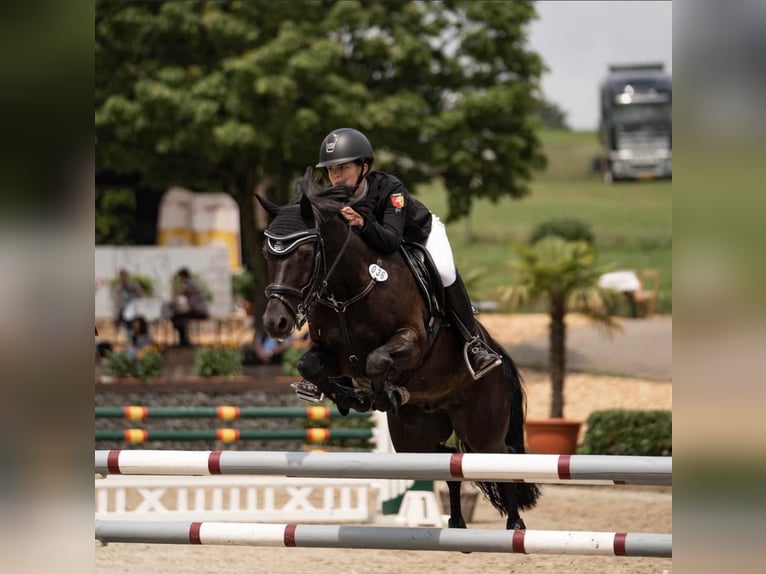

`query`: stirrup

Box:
[291,381,325,403]
[463,338,502,381]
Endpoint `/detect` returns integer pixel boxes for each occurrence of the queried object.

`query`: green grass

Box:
[414,129,672,313]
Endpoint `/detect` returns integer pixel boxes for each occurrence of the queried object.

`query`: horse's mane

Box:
[294,168,355,223]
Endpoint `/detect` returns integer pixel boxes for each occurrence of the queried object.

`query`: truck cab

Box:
[598,63,672,182]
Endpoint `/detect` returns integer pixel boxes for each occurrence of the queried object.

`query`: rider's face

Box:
[326,162,362,188]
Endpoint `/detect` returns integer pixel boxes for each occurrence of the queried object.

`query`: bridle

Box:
[264,218,363,330]
[264,227,324,329]
[264,213,379,379]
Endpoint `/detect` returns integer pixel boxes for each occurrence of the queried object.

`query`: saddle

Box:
[399,242,446,347]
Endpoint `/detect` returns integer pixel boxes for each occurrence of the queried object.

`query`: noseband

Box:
[264,228,323,328]
[264,222,355,329]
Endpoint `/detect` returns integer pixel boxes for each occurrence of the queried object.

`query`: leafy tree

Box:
[496,237,619,419]
[537,98,570,130]
[96,0,546,322]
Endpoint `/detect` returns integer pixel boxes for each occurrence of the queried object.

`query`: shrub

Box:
[103,348,163,383]
[232,269,256,304]
[529,218,595,246]
[103,350,135,378]
[194,346,243,377]
[577,409,672,456]
[135,349,164,381]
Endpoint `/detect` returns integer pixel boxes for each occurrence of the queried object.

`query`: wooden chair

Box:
[631,269,661,318]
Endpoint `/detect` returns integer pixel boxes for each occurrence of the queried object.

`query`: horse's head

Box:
[256,169,359,339]
[256,183,322,338]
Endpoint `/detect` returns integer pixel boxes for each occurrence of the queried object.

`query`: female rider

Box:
[316,128,501,380]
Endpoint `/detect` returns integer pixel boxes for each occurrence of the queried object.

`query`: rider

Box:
[316,127,501,380]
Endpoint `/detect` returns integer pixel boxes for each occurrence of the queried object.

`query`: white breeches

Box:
[425,215,457,287]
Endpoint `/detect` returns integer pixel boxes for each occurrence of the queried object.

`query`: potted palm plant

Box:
[497,236,619,454]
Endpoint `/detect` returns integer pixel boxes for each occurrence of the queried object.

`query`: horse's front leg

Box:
[366,326,424,412]
[296,344,369,414]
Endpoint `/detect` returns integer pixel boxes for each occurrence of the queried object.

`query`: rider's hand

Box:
[341,206,364,228]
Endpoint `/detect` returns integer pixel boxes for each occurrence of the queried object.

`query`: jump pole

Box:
[95,429,373,443]
[95,405,370,420]
[95,450,672,486]
[95,520,671,557]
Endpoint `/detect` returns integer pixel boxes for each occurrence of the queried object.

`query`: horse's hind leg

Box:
[437,444,466,529]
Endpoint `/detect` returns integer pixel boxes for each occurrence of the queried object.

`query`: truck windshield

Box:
[613,103,671,126]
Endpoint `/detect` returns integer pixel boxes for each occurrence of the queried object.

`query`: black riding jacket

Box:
[354,171,432,254]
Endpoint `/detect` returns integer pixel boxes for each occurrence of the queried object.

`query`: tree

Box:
[96,0,546,322]
[537,98,570,130]
[496,237,619,419]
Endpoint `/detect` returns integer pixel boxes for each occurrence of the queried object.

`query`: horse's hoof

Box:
[336,403,350,416]
[507,517,526,530]
[447,517,467,529]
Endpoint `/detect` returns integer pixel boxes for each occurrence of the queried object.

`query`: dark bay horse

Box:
[256,173,540,530]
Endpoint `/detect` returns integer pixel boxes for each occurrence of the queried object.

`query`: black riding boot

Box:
[445,274,502,380]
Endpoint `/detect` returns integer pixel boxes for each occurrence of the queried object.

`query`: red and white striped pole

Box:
[95,519,672,557]
[95,450,672,486]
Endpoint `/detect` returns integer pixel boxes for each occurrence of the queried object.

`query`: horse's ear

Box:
[254,193,280,220]
[295,166,316,198]
[300,192,315,224]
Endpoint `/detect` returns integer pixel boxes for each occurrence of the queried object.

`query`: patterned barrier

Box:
[95,449,672,486]
[95,519,672,557]
[96,428,374,443]
[96,405,369,420]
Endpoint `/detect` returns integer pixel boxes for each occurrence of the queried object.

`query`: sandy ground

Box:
[95,313,672,572]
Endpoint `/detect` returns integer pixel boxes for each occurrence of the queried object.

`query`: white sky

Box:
[527,1,673,131]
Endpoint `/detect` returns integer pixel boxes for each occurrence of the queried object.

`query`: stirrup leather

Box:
[291,380,325,403]
[463,337,502,380]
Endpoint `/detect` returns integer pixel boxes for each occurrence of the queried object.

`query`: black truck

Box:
[597,63,672,182]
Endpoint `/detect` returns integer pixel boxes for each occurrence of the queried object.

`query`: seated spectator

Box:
[243,330,297,366]
[112,268,144,332]
[128,316,154,358]
[170,268,210,347]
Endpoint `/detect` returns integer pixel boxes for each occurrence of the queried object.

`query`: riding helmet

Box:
[316,128,374,168]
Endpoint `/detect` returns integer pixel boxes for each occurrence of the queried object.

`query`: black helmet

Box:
[316,128,374,168]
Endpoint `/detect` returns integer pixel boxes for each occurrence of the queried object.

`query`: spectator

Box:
[128,316,153,358]
[112,268,144,332]
[243,330,298,366]
[170,268,210,347]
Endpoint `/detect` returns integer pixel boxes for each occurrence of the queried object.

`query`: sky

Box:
[527,1,673,131]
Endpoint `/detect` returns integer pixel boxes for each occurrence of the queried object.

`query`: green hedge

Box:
[529,217,595,246]
[577,409,672,456]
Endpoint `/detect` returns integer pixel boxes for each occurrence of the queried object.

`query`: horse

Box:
[256,171,540,530]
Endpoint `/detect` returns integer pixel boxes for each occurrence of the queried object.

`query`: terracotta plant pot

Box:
[524,418,582,455]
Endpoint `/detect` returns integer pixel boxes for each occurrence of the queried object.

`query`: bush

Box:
[103,348,164,382]
[577,409,671,456]
[529,218,595,246]
[194,346,243,377]
[232,269,256,304]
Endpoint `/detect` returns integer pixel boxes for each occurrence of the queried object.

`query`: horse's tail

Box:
[497,343,541,510]
[473,324,541,512]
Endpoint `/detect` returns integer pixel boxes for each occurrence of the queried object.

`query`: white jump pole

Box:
[95,450,672,486]
[95,519,672,558]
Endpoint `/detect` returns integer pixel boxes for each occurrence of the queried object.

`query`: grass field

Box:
[415,130,672,314]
